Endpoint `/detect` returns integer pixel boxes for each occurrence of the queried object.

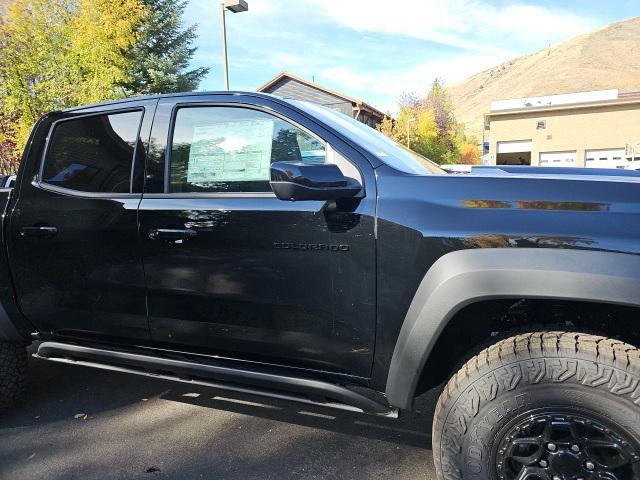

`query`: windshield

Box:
[291,100,445,175]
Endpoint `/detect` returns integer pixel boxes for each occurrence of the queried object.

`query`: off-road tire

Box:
[0,341,27,413]
[433,331,640,479]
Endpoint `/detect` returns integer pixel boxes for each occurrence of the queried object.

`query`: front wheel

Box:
[433,332,640,480]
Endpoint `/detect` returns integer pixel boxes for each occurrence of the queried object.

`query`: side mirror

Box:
[270,162,361,201]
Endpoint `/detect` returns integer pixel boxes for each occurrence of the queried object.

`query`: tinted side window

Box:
[170,106,325,193]
[42,111,142,193]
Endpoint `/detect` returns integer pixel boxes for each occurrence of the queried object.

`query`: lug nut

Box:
[539,459,548,468]
[571,444,580,453]
[547,443,557,452]
[553,476,561,480]
[585,460,595,471]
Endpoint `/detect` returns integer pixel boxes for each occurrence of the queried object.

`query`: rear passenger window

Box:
[42,111,142,193]
[169,106,325,193]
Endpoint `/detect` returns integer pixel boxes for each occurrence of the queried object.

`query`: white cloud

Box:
[246,0,276,14]
[309,0,598,52]
[184,0,604,112]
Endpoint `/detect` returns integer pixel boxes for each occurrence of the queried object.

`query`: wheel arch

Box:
[384,248,640,410]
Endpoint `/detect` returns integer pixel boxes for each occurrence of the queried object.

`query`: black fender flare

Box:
[385,248,640,410]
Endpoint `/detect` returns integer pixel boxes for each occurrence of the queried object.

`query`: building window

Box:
[536,120,546,129]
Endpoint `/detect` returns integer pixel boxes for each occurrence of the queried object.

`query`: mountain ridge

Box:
[449,16,640,141]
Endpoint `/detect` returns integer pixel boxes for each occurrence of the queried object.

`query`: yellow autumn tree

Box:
[413,107,438,152]
[377,114,395,140]
[377,105,438,152]
[0,0,146,168]
[378,79,481,165]
[66,0,147,104]
[0,0,71,152]
[458,141,481,165]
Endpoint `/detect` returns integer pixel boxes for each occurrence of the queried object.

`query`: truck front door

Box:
[138,96,377,378]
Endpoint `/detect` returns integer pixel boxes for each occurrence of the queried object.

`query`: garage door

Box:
[539,151,576,167]
[497,140,532,154]
[585,149,626,169]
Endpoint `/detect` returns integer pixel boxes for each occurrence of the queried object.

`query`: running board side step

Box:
[34,342,397,418]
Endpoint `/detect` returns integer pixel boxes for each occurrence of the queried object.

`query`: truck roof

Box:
[62,91,284,112]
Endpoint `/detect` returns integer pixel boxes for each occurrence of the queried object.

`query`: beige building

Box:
[484,89,640,168]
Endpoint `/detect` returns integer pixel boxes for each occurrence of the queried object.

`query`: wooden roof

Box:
[257,71,386,119]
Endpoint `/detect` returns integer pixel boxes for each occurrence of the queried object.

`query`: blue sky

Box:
[183,0,638,113]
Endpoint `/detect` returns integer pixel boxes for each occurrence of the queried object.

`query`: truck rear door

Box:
[6,99,156,342]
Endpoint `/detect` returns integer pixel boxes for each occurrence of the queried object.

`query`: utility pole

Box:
[221,3,229,90]
[220,1,248,91]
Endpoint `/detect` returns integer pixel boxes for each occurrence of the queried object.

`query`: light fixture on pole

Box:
[220,0,248,90]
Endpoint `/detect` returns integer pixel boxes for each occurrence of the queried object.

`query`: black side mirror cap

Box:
[269,162,362,201]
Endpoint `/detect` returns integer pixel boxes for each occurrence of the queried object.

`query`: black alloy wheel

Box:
[495,410,640,480]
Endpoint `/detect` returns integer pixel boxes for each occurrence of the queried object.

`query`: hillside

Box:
[450,16,640,141]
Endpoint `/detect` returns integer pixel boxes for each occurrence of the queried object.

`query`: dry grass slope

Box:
[449,16,640,141]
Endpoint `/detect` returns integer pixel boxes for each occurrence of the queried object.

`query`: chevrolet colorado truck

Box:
[1,92,640,480]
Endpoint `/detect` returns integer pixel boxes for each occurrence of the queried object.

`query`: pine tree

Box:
[121,0,209,95]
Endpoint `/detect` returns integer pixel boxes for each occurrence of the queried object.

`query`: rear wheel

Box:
[0,341,28,413]
[432,332,640,480]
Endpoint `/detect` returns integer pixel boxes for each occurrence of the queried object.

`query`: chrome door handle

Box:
[20,226,58,237]
[148,228,197,241]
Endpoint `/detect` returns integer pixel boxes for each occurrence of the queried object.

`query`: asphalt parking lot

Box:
[0,352,438,480]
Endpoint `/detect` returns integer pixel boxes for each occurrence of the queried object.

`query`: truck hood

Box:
[376,162,640,256]
[470,165,640,182]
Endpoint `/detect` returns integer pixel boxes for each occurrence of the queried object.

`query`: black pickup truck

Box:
[1,92,640,480]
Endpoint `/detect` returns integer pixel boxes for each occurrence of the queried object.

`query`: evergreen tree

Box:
[121,0,209,95]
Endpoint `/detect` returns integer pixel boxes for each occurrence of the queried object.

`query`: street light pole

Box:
[220,0,248,91]
[220,3,229,90]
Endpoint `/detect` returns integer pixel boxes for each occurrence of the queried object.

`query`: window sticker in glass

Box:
[186,119,274,185]
[170,106,327,193]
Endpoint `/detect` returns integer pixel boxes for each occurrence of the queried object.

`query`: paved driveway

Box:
[0,354,438,479]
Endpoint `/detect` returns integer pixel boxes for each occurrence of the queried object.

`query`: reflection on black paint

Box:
[460,235,597,250]
[463,199,610,212]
